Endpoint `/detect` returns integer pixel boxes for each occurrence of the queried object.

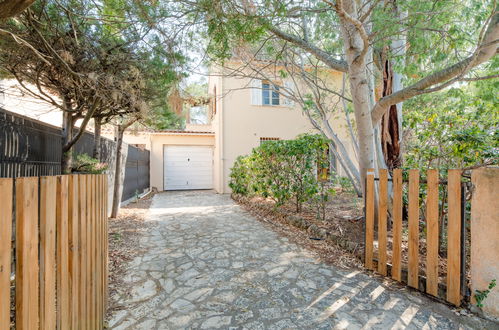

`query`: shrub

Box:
[229,134,331,212]
[312,180,336,221]
[71,153,108,174]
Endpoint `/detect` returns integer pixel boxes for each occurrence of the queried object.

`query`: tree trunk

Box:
[93,118,102,160]
[61,110,74,174]
[111,125,125,218]
[111,118,136,218]
[337,1,376,196]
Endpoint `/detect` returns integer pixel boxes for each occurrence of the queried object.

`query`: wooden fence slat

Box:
[447,169,462,305]
[99,175,103,323]
[365,169,375,270]
[408,169,420,289]
[96,175,102,329]
[79,175,88,329]
[40,176,57,330]
[86,175,93,329]
[15,177,39,330]
[68,175,80,329]
[57,175,70,329]
[104,175,109,313]
[101,174,106,326]
[378,169,388,276]
[91,175,97,329]
[391,169,403,282]
[426,169,439,296]
[0,178,13,330]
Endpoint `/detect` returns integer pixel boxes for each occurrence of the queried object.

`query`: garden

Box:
[229,134,365,264]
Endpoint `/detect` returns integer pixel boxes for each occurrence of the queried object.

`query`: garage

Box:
[163,145,213,190]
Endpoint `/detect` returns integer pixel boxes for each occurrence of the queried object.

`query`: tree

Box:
[0,1,143,171]
[0,0,184,173]
[177,0,499,196]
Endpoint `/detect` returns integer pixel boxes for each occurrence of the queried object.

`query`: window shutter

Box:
[250,79,262,105]
[283,80,295,107]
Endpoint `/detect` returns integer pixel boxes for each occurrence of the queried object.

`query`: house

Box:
[142,62,356,194]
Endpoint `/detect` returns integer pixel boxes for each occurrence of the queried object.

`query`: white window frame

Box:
[250,78,294,107]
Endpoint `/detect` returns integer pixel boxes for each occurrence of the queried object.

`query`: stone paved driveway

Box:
[108,191,497,329]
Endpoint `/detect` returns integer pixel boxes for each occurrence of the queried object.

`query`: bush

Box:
[229,134,331,212]
[71,153,108,174]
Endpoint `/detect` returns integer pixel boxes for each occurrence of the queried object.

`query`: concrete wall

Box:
[471,167,499,318]
[149,133,215,191]
[101,130,152,150]
[210,65,355,193]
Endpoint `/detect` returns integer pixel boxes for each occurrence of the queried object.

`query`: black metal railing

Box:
[0,107,150,201]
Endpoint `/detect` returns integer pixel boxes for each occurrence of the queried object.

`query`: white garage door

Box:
[164,145,213,190]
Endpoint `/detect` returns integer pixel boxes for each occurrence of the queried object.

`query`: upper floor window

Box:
[262,81,280,106]
[250,78,294,107]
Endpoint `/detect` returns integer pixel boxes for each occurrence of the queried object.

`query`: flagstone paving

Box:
[108,191,497,329]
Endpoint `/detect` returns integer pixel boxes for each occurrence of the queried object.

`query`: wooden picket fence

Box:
[0,174,108,329]
[364,169,465,306]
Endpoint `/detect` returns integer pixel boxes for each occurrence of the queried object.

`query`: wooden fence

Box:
[364,169,465,306]
[0,174,108,329]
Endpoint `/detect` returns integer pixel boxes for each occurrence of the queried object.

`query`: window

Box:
[262,81,280,106]
[260,137,280,145]
[250,79,293,107]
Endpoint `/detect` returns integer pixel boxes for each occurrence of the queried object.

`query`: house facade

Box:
[141,63,356,194]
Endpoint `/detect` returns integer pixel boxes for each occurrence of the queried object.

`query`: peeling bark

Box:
[380,59,401,171]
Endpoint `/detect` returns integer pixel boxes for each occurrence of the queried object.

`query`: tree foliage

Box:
[0,0,184,170]
[404,78,498,169]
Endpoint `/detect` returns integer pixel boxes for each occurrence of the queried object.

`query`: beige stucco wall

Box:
[101,129,152,150]
[149,133,215,191]
[209,65,355,193]
[470,167,499,318]
[185,123,213,132]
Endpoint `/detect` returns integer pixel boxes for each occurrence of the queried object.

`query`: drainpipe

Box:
[219,72,225,193]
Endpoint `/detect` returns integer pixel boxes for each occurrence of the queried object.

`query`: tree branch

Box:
[267,26,348,72]
[63,100,99,152]
[460,73,499,81]
[372,9,499,123]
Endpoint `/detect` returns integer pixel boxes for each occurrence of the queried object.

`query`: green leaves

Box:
[403,78,499,170]
[229,134,330,212]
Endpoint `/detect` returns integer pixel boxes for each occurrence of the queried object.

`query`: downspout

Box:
[219,73,225,193]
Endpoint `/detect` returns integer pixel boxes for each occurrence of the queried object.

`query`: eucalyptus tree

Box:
[178,0,498,195]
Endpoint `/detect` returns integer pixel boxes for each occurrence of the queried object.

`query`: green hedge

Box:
[229,134,331,212]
